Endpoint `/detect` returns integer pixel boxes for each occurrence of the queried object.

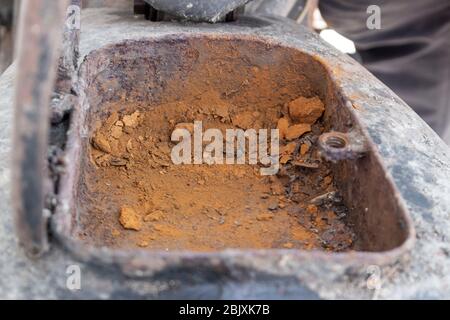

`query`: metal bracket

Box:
[12,0,71,258]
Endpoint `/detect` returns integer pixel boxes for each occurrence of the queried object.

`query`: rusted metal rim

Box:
[51,32,416,276]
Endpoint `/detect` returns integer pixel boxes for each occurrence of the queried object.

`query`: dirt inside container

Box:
[75,38,356,252]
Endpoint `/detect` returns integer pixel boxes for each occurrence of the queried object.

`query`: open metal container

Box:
[12,2,418,296]
[60,34,415,256]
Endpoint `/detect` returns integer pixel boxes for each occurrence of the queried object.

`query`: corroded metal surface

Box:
[53,35,413,276]
[12,0,69,257]
[1,8,450,299]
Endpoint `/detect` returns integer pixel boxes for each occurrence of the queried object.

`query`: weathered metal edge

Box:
[52,26,415,278]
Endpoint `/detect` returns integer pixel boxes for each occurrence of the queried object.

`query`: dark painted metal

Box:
[12,0,69,257]
[143,0,251,22]
[287,0,307,20]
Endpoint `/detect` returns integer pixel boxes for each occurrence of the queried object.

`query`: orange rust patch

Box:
[79,93,355,252]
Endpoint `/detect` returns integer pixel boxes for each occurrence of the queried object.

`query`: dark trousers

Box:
[319,0,450,143]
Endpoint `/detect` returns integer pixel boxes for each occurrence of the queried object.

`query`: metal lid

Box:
[12,0,70,258]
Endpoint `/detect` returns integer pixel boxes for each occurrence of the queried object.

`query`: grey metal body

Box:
[1,8,450,299]
[144,0,251,22]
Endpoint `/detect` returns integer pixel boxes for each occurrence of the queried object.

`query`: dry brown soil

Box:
[78,91,355,252]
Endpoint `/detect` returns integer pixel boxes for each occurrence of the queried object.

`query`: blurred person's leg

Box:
[319,0,450,143]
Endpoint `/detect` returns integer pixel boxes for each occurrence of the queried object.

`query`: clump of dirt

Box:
[288,96,325,124]
[78,92,355,252]
[119,206,142,231]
